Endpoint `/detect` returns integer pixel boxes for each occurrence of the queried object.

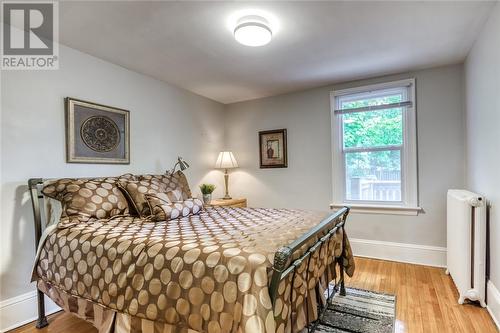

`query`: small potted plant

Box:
[199,184,216,204]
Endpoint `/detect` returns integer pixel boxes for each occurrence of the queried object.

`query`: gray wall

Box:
[465,3,500,290]
[0,45,226,301]
[225,64,466,248]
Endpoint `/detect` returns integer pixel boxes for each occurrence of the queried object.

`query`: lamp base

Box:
[223,169,232,200]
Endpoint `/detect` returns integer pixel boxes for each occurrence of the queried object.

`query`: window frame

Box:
[330,78,420,215]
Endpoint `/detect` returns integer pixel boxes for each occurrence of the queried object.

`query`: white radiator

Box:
[446,189,486,307]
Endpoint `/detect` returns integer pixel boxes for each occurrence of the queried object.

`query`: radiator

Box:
[446,189,486,307]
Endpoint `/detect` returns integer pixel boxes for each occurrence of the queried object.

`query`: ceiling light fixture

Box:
[234,15,272,47]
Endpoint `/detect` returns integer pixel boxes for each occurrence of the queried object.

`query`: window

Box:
[331,79,420,215]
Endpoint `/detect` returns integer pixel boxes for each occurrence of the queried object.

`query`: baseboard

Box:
[0,289,61,332]
[350,238,447,268]
[487,281,500,330]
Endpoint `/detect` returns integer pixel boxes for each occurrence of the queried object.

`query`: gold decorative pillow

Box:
[165,188,183,202]
[140,171,192,200]
[146,193,204,221]
[117,173,138,181]
[41,177,131,223]
[117,179,166,217]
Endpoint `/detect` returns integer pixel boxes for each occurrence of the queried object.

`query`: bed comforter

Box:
[34,207,355,333]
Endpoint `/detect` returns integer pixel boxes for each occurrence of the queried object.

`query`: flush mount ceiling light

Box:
[234,15,272,47]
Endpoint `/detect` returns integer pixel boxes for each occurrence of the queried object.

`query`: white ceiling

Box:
[59,1,496,104]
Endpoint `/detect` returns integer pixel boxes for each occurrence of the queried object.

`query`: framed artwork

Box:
[65,97,130,164]
[259,129,287,168]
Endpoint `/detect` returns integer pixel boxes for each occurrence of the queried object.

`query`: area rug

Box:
[312,287,396,333]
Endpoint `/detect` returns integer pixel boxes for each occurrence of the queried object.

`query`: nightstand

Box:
[209,198,247,208]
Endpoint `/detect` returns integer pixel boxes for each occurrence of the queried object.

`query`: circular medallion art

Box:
[80,116,120,152]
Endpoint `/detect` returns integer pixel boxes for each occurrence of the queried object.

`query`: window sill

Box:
[330,203,422,216]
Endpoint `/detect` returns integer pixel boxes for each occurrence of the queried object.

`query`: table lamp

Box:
[215,151,238,199]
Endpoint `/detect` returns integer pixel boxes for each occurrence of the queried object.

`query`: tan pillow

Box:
[146,193,204,221]
[42,177,131,223]
[117,179,166,217]
[166,188,183,202]
[140,171,192,200]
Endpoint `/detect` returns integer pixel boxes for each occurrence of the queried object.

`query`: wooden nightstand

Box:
[209,198,247,208]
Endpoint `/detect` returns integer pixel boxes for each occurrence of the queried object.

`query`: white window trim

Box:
[330,78,421,215]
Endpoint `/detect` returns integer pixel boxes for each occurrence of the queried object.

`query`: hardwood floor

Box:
[345,257,497,333]
[8,312,95,333]
[10,257,498,333]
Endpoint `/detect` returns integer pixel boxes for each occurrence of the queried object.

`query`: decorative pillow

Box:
[117,173,138,181]
[165,188,183,202]
[41,177,131,223]
[146,193,204,221]
[117,179,167,217]
[140,171,192,200]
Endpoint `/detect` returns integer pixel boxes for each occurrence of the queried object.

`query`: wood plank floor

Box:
[10,257,498,333]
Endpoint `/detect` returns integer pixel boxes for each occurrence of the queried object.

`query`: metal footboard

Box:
[269,206,350,332]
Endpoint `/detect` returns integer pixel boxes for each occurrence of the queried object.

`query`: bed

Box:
[28,176,354,333]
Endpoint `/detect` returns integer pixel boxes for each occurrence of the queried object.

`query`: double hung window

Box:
[331,79,419,215]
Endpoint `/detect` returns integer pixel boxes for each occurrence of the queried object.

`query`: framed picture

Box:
[259,129,287,168]
[65,97,130,164]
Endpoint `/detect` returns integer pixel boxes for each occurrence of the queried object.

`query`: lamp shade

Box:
[215,151,238,169]
[169,156,190,174]
[177,157,189,171]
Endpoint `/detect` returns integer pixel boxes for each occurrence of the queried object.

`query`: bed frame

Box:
[28,178,350,332]
[269,205,350,332]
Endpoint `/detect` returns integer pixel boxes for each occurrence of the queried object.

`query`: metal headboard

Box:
[28,178,49,328]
